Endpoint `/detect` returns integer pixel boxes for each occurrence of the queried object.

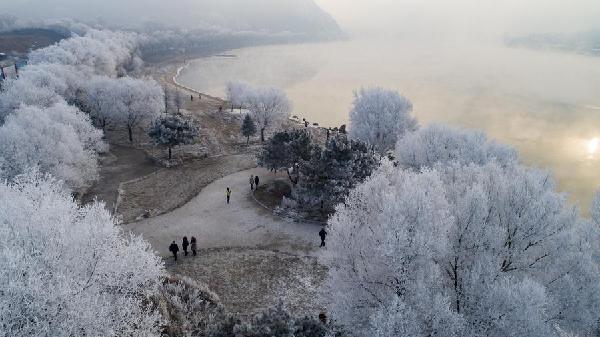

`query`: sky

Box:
[315,0,600,38]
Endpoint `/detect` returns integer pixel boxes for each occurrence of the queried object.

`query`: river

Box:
[176,38,600,212]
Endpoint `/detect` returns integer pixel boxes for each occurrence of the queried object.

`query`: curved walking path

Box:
[123,168,321,257]
[122,167,328,316]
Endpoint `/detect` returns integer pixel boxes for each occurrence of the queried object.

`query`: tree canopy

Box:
[0,173,165,337]
[349,87,418,154]
[148,114,198,159]
[258,129,313,172]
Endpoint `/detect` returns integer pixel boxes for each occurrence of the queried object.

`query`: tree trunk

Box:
[127,125,133,142]
[453,258,460,313]
[261,127,265,142]
[168,147,172,159]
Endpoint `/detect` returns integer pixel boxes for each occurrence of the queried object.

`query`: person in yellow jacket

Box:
[226,187,232,204]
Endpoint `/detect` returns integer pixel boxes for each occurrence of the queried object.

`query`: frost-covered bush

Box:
[0,103,105,189]
[0,172,165,337]
[206,302,342,337]
[157,276,222,337]
[349,87,418,154]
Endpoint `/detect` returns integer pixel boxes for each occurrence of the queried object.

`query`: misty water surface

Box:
[177,38,600,211]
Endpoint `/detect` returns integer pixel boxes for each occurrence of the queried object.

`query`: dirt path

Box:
[123,168,328,316]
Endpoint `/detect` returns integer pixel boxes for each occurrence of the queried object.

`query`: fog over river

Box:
[176,38,600,212]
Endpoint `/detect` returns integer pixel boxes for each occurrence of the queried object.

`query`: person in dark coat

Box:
[226,187,232,204]
[191,95,194,101]
[182,236,189,256]
[254,175,260,187]
[319,228,328,247]
[169,241,180,260]
[190,236,197,256]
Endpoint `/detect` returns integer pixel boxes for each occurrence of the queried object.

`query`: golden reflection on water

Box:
[177,39,600,213]
[587,138,599,158]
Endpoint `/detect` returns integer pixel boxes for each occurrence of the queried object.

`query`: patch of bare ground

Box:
[80,144,159,211]
[167,247,328,318]
[254,177,293,210]
[116,154,258,223]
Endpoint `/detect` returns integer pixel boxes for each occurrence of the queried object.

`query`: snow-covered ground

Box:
[123,167,329,315]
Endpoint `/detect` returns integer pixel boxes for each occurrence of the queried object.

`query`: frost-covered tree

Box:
[226,80,252,111]
[226,81,291,141]
[0,64,72,120]
[0,172,165,337]
[349,87,418,154]
[258,129,313,178]
[293,135,379,212]
[325,161,459,335]
[28,29,141,76]
[110,77,163,142]
[173,90,184,113]
[0,29,143,122]
[241,114,257,145]
[81,76,116,129]
[248,86,291,141]
[148,114,198,159]
[326,158,600,336]
[0,103,105,189]
[437,162,594,336]
[591,190,600,225]
[396,124,517,170]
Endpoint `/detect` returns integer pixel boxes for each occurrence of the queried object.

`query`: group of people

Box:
[168,236,198,261]
[249,174,259,190]
[167,172,326,263]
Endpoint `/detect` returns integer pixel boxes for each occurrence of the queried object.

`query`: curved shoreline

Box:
[159,57,226,103]
[168,53,331,131]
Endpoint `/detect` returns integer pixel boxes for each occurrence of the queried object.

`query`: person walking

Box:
[169,241,180,261]
[191,95,194,101]
[319,228,328,247]
[249,175,255,190]
[226,187,232,204]
[190,236,197,256]
[254,175,260,188]
[182,236,189,256]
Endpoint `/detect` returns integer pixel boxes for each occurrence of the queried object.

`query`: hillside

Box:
[0,28,67,55]
[0,0,343,39]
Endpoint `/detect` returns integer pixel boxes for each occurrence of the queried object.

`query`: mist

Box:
[317,0,600,39]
